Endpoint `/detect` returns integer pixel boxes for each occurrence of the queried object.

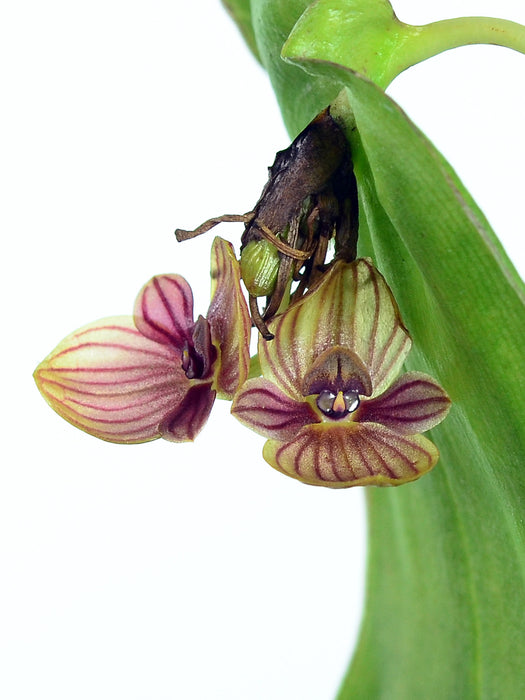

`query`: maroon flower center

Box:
[301,346,372,420]
[181,315,217,380]
[316,389,360,419]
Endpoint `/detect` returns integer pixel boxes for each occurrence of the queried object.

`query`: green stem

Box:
[282,3,525,114]
[248,353,261,379]
[390,16,525,87]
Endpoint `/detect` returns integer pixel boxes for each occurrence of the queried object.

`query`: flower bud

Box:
[240,239,280,297]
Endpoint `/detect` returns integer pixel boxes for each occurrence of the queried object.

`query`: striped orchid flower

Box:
[232,258,451,487]
[34,237,251,444]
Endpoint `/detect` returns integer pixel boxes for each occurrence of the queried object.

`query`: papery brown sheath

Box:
[175,108,358,338]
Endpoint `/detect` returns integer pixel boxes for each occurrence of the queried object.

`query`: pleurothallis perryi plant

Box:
[31,0,525,697]
[223,0,525,698]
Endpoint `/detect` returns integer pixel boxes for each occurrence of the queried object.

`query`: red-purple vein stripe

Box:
[136,275,194,348]
[364,260,381,370]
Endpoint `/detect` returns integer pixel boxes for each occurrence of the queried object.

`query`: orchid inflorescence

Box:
[34,108,450,487]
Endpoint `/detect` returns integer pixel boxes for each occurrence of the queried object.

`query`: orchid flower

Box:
[232,258,450,487]
[34,237,250,443]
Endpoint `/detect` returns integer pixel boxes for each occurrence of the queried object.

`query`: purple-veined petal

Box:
[34,316,187,444]
[358,371,451,434]
[262,422,439,488]
[231,377,320,440]
[134,274,195,349]
[159,382,216,442]
[259,258,411,399]
[207,237,251,399]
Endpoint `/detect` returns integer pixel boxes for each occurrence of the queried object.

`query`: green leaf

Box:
[329,70,525,699]
[248,0,525,135]
[250,0,340,133]
[278,51,525,700]
[221,0,261,62]
[282,0,413,88]
[229,1,525,696]
[283,0,525,89]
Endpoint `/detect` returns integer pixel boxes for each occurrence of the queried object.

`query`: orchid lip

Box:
[316,389,360,419]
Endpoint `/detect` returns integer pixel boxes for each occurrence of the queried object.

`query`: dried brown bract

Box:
[175,108,358,338]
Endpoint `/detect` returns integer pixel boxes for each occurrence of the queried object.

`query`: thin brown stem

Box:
[175,212,254,242]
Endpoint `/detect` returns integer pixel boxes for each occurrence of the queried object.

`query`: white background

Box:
[1,1,524,699]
